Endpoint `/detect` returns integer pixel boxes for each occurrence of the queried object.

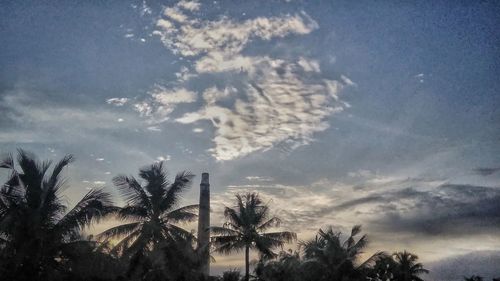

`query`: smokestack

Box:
[197,172,210,276]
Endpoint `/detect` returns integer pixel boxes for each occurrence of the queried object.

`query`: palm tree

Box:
[367,254,397,281]
[300,225,383,281]
[211,193,296,281]
[97,161,198,276]
[0,149,115,281]
[254,250,303,281]
[392,251,428,281]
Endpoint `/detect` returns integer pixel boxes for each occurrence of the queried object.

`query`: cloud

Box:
[132,86,197,124]
[153,7,318,58]
[428,251,500,281]
[177,0,201,11]
[176,56,349,160]
[106,97,129,106]
[211,182,337,232]
[156,155,171,162]
[245,176,274,182]
[120,1,352,161]
[333,183,500,236]
[473,167,500,176]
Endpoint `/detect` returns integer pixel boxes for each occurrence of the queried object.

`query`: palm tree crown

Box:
[0,149,115,280]
[300,225,383,281]
[392,250,429,281]
[98,161,197,257]
[212,192,296,281]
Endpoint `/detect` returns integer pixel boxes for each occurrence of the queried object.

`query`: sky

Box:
[1,0,499,279]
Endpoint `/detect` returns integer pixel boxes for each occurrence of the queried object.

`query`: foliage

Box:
[97,161,200,280]
[0,150,116,281]
[211,193,296,281]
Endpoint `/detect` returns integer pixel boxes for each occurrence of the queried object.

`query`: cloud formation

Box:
[109,1,352,161]
[141,1,350,160]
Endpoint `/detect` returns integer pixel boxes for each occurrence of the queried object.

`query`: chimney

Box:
[197,172,210,276]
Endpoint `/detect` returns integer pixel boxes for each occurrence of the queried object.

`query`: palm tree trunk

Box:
[245,245,250,281]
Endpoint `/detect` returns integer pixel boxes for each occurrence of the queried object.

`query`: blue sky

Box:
[1,0,499,278]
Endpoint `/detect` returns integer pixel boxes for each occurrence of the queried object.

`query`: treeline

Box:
[0,150,493,281]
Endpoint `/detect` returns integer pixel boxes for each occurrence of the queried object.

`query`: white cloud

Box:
[125,2,353,160]
[152,86,197,104]
[96,158,105,161]
[156,155,171,162]
[176,56,349,160]
[298,57,320,72]
[164,7,189,23]
[193,128,204,133]
[131,86,197,124]
[106,97,129,106]
[117,118,124,122]
[177,0,200,11]
[202,86,235,104]
[245,176,274,182]
[153,10,318,58]
[93,181,106,185]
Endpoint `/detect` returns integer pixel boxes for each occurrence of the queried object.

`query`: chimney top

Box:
[201,172,209,185]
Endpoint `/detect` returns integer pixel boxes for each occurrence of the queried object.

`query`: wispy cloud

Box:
[117,0,353,161]
[106,97,129,106]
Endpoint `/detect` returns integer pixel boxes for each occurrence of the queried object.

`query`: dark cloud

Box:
[473,167,500,176]
[371,184,500,236]
[428,251,500,281]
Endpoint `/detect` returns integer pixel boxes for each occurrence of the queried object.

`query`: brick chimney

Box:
[197,172,210,276]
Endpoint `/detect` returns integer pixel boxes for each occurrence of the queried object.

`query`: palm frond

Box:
[45,154,73,192]
[164,223,194,241]
[113,175,151,208]
[56,188,116,236]
[224,207,244,227]
[139,162,169,202]
[160,171,194,212]
[0,153,14,169]
[97,222,142,240]
[257,217,281,231]
[117,205,148,221]
[210,226,241,236]
[164,204,198,223]
[261,231,296,244]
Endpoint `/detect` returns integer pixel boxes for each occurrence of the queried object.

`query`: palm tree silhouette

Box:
[0,149,115,281]
[97,161,198,273]
[211,192,296,281]
[392,251,429,281]
[300,225,383,281]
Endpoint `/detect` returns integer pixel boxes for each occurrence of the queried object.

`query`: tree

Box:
[392,251,428,281]
[366,254,397,281]
[0,149,115,281]
[254,250,303,281]
[300,225,383,281]
[212,193,296,281]
[97,161,198,278]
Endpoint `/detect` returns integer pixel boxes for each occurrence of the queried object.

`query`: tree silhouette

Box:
[392,251,428,281]
[300,225,383,281]
[97,161,198,277]
[254,250,303,281]
[0,150,115,281]
[211,193,296,281]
